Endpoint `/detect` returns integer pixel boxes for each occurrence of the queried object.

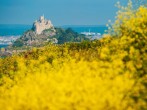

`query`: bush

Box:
[13,39,24,47]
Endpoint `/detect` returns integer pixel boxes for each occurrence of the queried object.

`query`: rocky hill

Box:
[12,15,89,47]
[13,16,56,47]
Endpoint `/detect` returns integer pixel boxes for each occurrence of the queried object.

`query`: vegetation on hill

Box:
[0,0,147,110]
[12,27,89,47]
[53,27,89,44]
[12,28,55,47]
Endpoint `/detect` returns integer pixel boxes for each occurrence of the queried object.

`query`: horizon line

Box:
[0,24,107,27]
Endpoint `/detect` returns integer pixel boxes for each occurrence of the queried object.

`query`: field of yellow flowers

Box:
[0,2,147,110]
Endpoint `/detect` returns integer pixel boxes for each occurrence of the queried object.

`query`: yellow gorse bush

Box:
[0,1,147,110]
[0,59,135,110]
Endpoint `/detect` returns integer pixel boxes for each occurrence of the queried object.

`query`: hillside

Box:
[13,28,56,47]
[12,16,89,47]
[12,27,89,47]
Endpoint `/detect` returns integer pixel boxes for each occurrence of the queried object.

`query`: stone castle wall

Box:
[33,15,53,34]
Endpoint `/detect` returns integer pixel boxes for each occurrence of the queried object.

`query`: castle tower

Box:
[40,15,44,22]
[32,15,54,35]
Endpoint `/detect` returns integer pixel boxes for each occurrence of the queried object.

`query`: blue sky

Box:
[0,0,128,26]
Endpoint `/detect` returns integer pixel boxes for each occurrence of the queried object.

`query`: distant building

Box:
[32,15,54,34]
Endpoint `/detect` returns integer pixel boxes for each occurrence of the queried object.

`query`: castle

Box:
[33,15,54,34]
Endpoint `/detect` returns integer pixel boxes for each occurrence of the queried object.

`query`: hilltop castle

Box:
[32,15,54,34]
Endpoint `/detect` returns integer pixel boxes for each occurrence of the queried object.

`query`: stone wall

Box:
[33,15,54,34]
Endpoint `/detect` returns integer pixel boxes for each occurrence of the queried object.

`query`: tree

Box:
[108,0,147,37]
[13,39,24,47]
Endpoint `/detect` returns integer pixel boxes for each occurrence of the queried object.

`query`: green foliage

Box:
[53,28,89,44]
[13,39,24,47]
[43,28,52,32]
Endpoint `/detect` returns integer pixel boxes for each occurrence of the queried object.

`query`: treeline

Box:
[52,28,89,44]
